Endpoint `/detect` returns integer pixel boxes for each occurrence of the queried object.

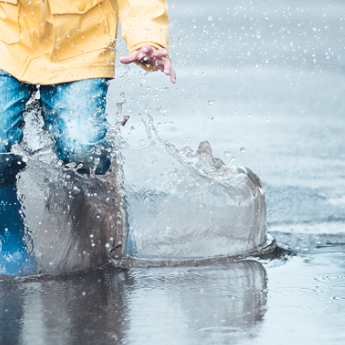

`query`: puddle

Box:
[0,260,268,345]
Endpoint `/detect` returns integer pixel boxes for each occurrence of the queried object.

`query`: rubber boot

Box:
[0,155,37,275]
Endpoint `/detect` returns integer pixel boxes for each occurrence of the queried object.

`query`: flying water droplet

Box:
[156,107,167,113]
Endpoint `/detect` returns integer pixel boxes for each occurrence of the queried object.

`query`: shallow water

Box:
[0,244,344,345]
[1,0,345,343]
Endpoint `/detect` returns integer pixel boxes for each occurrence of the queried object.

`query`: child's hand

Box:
[119,45,176,84]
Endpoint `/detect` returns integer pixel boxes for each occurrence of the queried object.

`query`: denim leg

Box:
[40,78,111,175]
[0,70,36,154]
[0,70,36,186]
[0,71,37,275]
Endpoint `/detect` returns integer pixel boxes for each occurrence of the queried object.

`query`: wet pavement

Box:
[1,0,345,344]
[1,247,344,345]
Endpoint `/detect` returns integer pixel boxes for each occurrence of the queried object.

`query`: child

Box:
[0,0,176,275]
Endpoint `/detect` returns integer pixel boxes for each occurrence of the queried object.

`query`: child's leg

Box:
[0,69,36,186]
[0,184,36,275]
[0,70,36,156]
[0,70,37,275]
[40,78,111,175]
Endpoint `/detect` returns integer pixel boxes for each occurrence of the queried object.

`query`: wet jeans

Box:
[0,69,111,180]
[0,70,111,275]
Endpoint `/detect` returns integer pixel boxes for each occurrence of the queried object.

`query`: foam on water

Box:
[1,100,271,275]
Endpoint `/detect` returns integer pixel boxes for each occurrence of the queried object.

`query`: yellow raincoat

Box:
[0,0,169,84]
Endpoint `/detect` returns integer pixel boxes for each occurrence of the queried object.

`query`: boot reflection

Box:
[0,266,132,344]
[0,260,267,344]
[0,280,24,344]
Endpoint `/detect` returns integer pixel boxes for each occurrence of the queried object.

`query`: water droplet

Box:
[208,100,214,106]
[240,147,246,153]
[156,107,167,113]
[224,151,231,156]
[207,16,213,21]
[333,296,345,301]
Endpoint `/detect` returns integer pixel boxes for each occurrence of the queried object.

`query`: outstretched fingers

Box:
[162,58,176,83]
[119,50,140,64]
[153,48,169,60]
[119,45,176,83]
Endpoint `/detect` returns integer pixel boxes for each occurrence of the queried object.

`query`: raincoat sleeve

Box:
[117,0,169,70]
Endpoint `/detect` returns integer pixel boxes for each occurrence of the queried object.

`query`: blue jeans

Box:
[0,69,111,178]
[0,70,111,275]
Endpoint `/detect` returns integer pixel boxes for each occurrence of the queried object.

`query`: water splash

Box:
[117,115,269,265]
[1,100,272,275]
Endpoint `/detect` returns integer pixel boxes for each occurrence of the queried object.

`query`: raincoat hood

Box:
[0,0,169,84]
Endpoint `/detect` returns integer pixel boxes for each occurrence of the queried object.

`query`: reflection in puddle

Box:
[0,260,267,345]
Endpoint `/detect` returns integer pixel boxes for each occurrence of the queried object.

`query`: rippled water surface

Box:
[1,247,344,345]
[1,0,345,344]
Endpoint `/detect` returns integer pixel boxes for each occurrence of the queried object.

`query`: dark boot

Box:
[0,154,27,188]
[0,155,36,275]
